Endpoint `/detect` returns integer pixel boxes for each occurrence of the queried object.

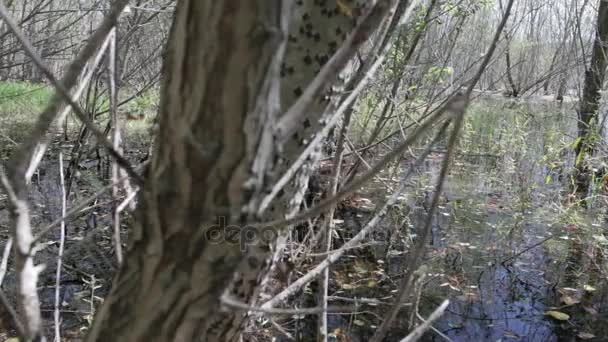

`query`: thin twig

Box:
[370,112,464,342]
[54,153,67,342]
[261,121,450,309]
[400,300,450,342]
[116,190,139,213]
[221,295,352,315]
[0,237,12,286]
[415,312,454,342]
[0,0,141,186]
[0,129,17,146]
[327,296,412,307]
[258,29,392,216]
[500,235,555,266]
[107,27,123,265]
[0,5,130,336]
[258,0,425,216]
[0,167,46,340]
[255,95,455,229]
[57,31,113,134]
[370,0,515,338]
[33,162,146,245]
[318,99,353,342]
[270,319,295,341]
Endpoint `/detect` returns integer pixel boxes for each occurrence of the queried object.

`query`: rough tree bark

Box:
[573,0,608,202]
[85,1,289,340]
[202,1,393,341]
[84,0,395,340]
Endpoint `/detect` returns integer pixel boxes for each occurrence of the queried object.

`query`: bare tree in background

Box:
[572,0,608,202]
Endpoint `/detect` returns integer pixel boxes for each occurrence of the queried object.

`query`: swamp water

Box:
[335,99,608,341]
[409,154,608,341]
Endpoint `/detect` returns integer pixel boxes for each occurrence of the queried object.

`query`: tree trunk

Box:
[573,0,608,202]
[202,1,391,340]
[504,33,519,97]
[84,0,394,340]
[85,1,288,340]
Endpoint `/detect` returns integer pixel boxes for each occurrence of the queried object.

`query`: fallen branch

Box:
[400,300,450,342]
[500,235,555,266]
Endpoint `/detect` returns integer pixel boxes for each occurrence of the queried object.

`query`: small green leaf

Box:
[545,310,569,321]
[576,151,585,166]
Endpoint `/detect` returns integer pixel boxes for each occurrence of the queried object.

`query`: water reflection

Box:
[413,159,608,341]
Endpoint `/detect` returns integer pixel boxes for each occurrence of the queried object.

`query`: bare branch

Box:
[108,27,124,265]
[53,153,67,342]
[0,2,131,339]
[261,120,451,309]
[221,294,353,315]
[258,0,442,217]
[0,237,12,286]
[0,168,46,340]
[255,94,462,230]
[400,300,450,342]
[0,2,141,186]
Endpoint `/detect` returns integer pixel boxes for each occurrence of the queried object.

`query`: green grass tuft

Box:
[0,81,53,145]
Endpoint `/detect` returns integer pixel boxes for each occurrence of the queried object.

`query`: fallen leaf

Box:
[544,311,569,321]
[558,287,579,296]
[503,330,521,339]
[330,328,345,339]
[448,284,462,292]
[336,0,353,17]
[577,332,595,340]
[592,235,608,245]
[560,295,580,306]
[584,284,597,292]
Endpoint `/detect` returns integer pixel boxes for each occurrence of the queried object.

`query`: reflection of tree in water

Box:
[555,225,608,341]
